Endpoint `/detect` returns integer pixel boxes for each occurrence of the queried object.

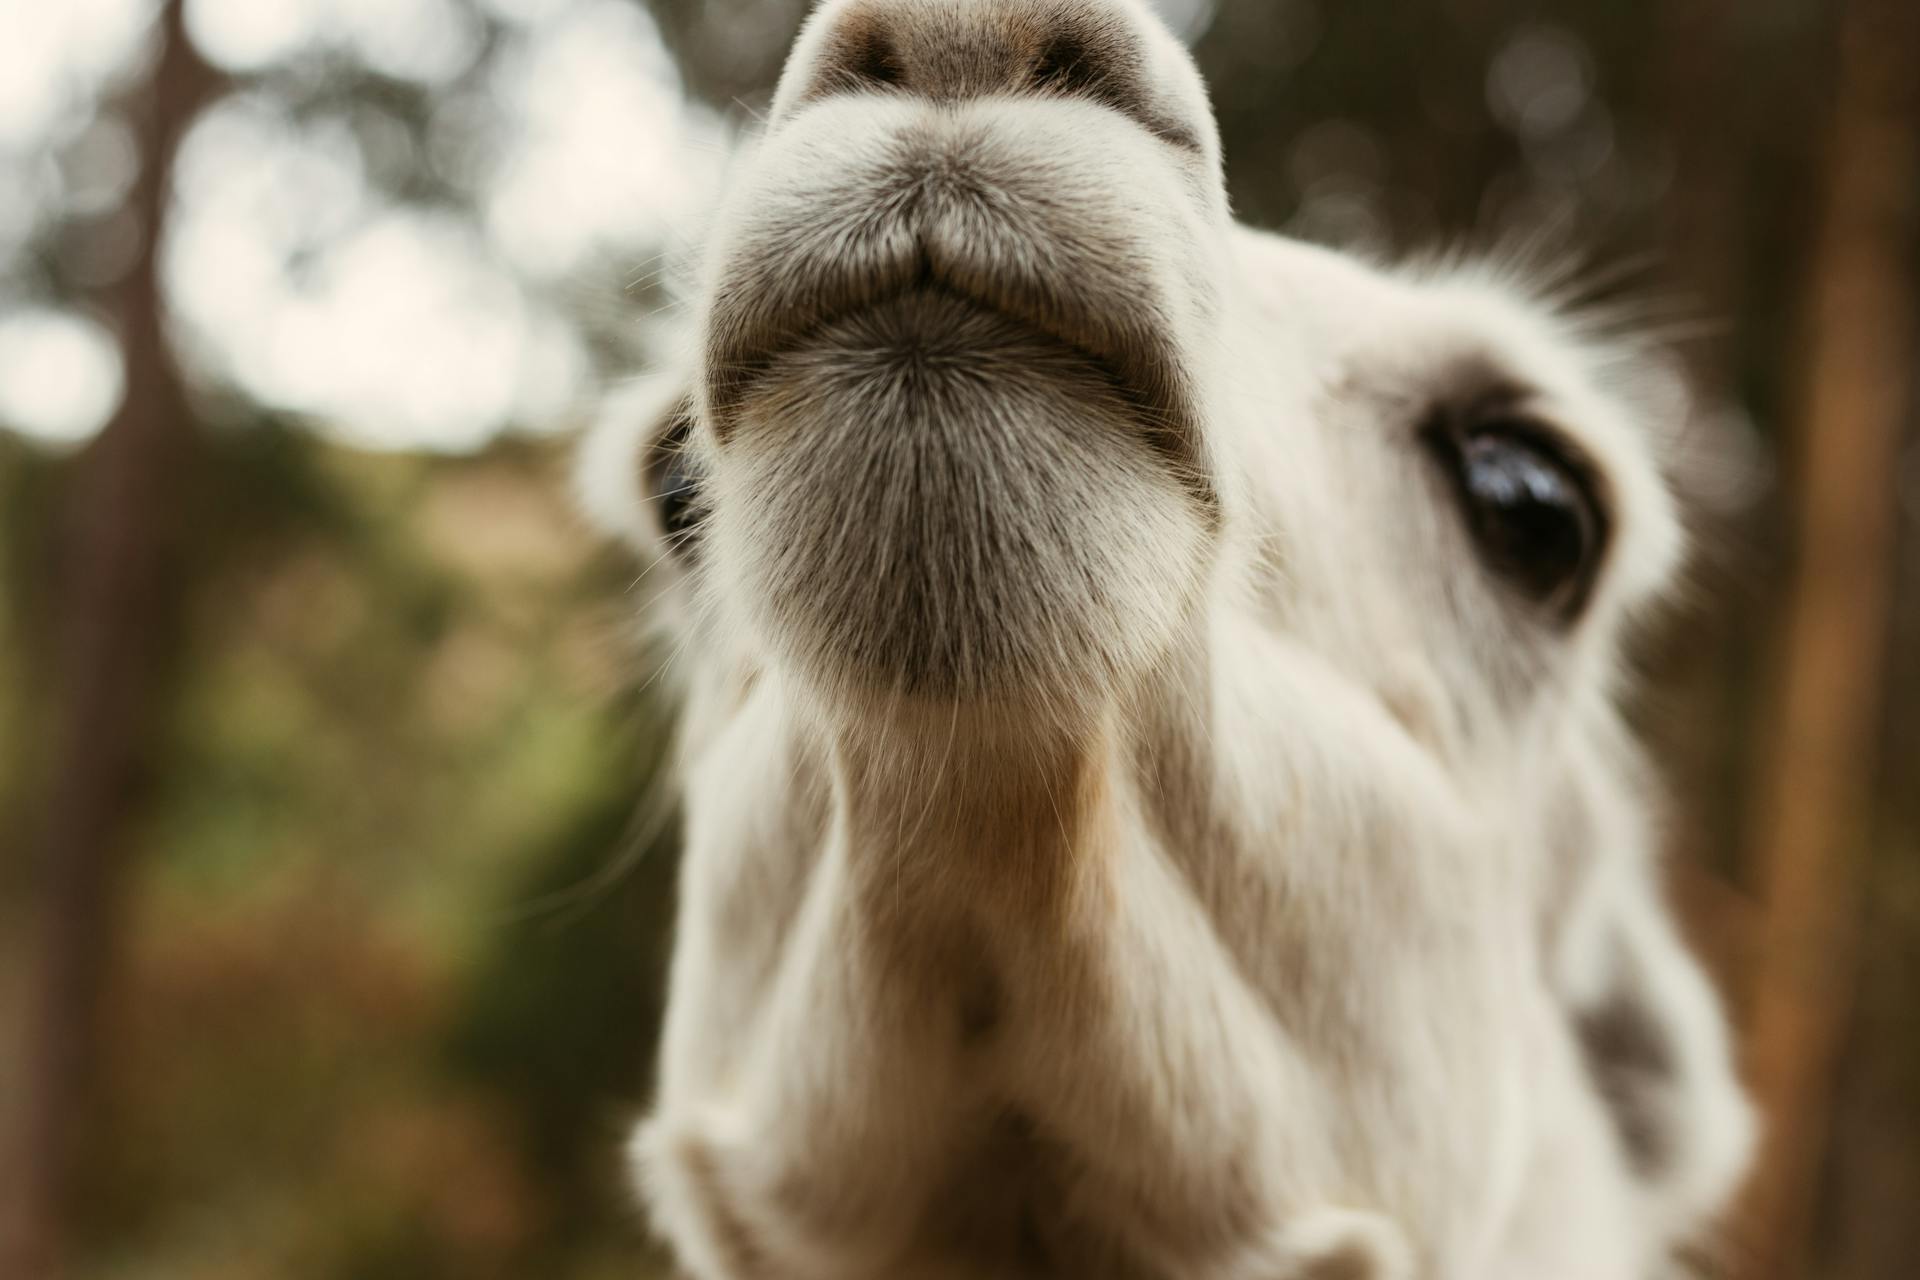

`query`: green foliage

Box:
[442,773,680,1269]
[0,425,678,1276]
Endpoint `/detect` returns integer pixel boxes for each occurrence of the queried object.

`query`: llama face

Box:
[582,1,1749,1275]
[604,13,1684,759]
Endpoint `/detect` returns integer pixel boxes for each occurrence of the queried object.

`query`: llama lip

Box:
[706,242,1192,450]
[699,135,1208,488]
[720,265,1183,429]
[755,285,1141,406]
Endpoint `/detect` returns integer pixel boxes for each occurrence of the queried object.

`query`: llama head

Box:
[585,0,1684,777]
[583,3,1751,1275]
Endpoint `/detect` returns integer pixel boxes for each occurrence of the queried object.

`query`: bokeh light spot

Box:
[0,308,126,444]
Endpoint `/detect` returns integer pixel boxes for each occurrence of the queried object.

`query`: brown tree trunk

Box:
[1,4,211,1275]
[1649,0,1761,991]
[1737,0,1919,1272]
[1659,0,1746,348]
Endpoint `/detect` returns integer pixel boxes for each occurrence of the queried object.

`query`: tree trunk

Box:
[1737,0,1919,1272]
[1,3,210,1275]
[1648,0,1761,995]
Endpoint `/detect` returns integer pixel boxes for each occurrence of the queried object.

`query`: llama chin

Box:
[580,1,1755,1276]
[710,291,1207,709]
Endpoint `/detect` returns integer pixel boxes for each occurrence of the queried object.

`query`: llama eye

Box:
[1433,422,1604,618]
[646,415,708,547]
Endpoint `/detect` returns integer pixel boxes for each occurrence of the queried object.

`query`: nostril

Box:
[793,4,1203,154]
[1028,26,1202,153]
[853,25,907,88]
[1031,33,1103,99]
[825,20,908,94]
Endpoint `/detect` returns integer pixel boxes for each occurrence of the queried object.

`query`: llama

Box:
[578,0,1754,1275]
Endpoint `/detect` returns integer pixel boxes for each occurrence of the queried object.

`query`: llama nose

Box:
[789,0,1159,122]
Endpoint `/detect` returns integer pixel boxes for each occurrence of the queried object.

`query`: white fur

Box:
[579,1,1753,1275]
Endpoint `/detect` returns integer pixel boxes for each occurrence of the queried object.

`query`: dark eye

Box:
[1430,419,1605,619]
[646,411,708,547]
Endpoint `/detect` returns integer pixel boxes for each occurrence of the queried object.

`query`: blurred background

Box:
[0,0,1913,1276]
